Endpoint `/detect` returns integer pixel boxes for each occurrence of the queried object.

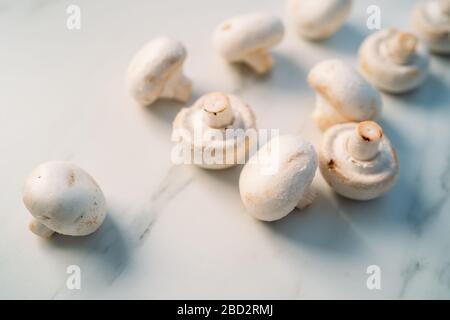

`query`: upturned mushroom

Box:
[319,121,399,200]
[412,0,450,54]
[23,161,107,238]
[307,59,382,132]
[172,92,257,170]
[126,36,192,106]
[213,13,285,74]
[239,134,318,222]
[358,28,430,93]
[286,0,352,40]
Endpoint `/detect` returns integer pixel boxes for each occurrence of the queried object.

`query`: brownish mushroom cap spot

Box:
[67,171,76,186]
[357,121,383,142]
[323,157,350,184]
[222,23,232,31]
[328,159,336,170]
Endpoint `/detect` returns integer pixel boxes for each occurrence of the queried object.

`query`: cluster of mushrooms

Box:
[23,0,449,236]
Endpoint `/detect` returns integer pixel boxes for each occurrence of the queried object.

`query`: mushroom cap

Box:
[213,13,285,62]
[412,0,450,54]
[286,0,352,40]
[23,161,107,236]
[239,134,317,221]
[319,122,399,200]
[359,28,430,93]
[127,36,187,106]
[308,59,382,130]
[172,93,257,170]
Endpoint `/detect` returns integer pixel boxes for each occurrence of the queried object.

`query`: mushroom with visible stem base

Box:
[172,92,256,170]
[308,59,382,131]
[286,0,353,40]
[127,36,192,106]
[23,161,107,238]
[319,121,399,200]
[412,0,450,55]
[213,13,284,75]
[359,28,430,93]
[239,134,318,221]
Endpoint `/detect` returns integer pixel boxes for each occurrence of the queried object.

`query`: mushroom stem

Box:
[348,121,383,161]
[160,70,192,102]
[242,49,273,74]
[385,31,418,65]
[201,92,234,129]
[29,219,54,238]
[441,0,450,15]
[296,187,317,210]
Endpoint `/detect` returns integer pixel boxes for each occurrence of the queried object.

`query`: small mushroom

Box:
[412,0,450,54]
[172,92,256,170]
[286,0,352,40]
[23,161,107,238]
[307,59,382,132]
[319,121,399,200]
[213,13,285,74]
[239,134,318,221]
[359,28,430,93]
[126,36,192,106]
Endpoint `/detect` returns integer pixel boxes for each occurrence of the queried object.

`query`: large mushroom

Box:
[307,59,382,132]
[286,0,352,40]
[319,121,399,200]
[239,134,318,221]
[23,161,107,238]
[359,28,430,93]
[172,92,257,170]
[412,0,450,54]
[213,13,285,74]
[126,36,192,106]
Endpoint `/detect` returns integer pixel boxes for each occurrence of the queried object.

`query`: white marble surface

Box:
[0,0,449,299]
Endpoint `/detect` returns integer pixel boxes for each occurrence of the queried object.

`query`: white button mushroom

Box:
[319,121,399,200]
[307,59,382,132]
[412,0,450,54]
[23,161,107,238]
[126,36,192,106]
[359,28,430,93]
[213,13,285,74]
[172,92,257,170]
[239,134,318,222]
[286,0,352,40]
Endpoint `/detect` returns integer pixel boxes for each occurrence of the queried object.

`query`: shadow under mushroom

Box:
[40,209,131,293]
[262,191,366,256]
